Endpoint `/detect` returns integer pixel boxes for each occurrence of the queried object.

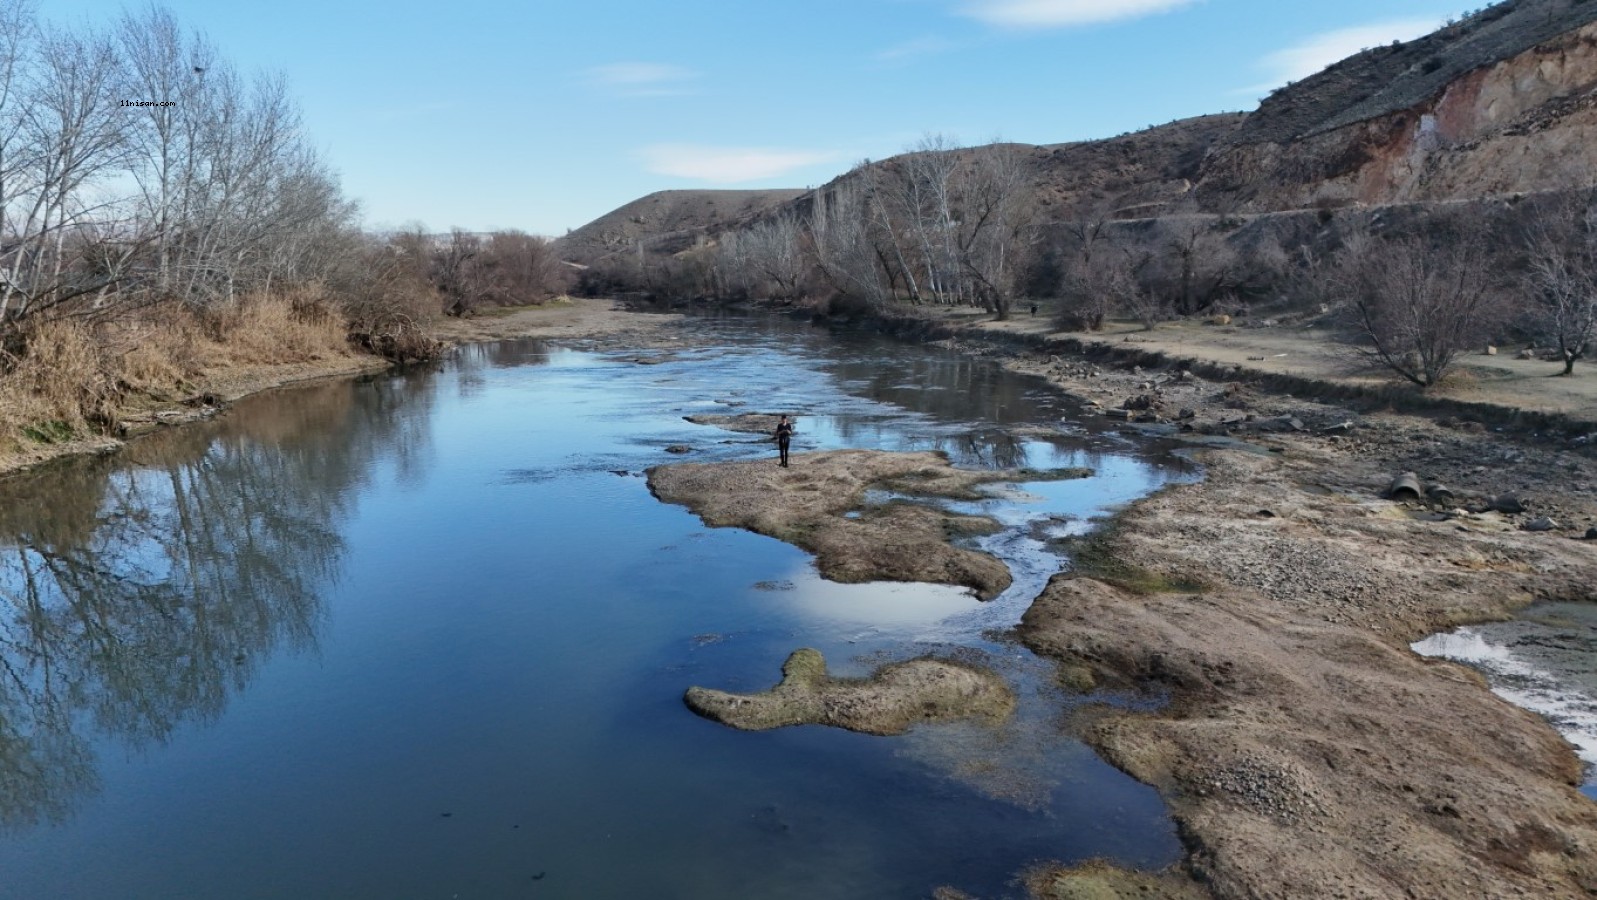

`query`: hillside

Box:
[562,0,1597,272]
[557,189,804,265]
[1195,0,1597,211]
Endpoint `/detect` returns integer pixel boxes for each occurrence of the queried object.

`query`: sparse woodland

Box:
[0,2,567,458]
[579,131,1597,390]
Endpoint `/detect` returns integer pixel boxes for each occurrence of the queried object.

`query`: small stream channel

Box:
[0,316,1201,898]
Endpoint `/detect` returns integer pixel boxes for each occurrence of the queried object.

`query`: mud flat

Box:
[684,648,1015,736]
[647,448,1090,600]
[430,296,692,348]
[1021,440,1597,899]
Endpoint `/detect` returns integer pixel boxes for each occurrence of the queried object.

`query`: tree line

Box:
[0,2,568,451]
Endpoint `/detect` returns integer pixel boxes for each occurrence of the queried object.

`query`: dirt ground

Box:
[934,306,1597,423]
[429,296,691,346]
[646,448,1044,600]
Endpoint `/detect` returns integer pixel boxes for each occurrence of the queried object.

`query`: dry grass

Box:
[196,286,351,366]
[0,320,119,450]
[0,286,359,458]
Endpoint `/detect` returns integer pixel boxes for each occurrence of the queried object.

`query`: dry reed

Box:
[0,285,362,459]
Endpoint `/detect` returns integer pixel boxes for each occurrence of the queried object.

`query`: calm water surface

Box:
[0,318,1195,898]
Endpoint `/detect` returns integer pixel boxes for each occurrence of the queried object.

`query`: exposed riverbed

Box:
[0,317,1197,898]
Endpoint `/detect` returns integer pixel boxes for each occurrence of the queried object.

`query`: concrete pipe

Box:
[1426,483,1455,505]
[1388,472,1423,502]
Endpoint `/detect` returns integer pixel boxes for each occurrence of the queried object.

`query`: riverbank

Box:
[1023,444,1597,897]
[0,350,390,481]
[856,304,1597,438]
[0,297,684,482]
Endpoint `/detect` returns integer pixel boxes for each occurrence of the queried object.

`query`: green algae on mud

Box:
[684,648,1016,736]
[646,448,1091,599]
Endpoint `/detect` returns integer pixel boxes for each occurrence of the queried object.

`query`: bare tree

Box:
[1161,217,1239,316]
[117,5,215,296]
[1338,229,1497,388]
[0,16,128,322]
[1525,191,1597,376]
[741,214,807,301]
[880,134,964,305]
[1055,200,1118,330]
[955,143,1035,319]
[805,173,890,310]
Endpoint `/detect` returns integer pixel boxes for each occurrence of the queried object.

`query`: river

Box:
[0,317,1194,898]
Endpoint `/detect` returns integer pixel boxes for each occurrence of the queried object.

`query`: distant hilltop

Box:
[558,189,804,267]
[559,0,1597,266]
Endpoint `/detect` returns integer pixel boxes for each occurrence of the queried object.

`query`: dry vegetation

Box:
[0,4,569,471]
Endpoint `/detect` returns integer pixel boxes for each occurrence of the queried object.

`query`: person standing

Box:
[774,415,794,467]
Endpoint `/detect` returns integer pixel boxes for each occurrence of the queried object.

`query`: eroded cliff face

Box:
[1198,19,1597,212]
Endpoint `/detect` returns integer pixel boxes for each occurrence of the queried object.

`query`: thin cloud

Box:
[960,0,1199,29]
[876,36,957,63]
[639,144,839,183]
[1239,18,1443,95]
[586,62,700,97]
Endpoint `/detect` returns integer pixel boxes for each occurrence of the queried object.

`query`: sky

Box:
[47,0,1480,236]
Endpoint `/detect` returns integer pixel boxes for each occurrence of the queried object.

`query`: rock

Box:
[683,648,1016,736]
[1178,407,1197,421]
[1517,349,1536,361]
[1256,416,1306,434]
[683,413,790,435]
[1488,493,1526,514]
[1484,345,1498,356]
[1123,394,1158,411]
[1104,408,1135,420]
[1209,315,1232,326]
[665,445,693,454]
[1585,526,1597,540]
[1522,516,1560,533]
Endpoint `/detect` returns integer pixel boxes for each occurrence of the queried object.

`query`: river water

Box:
[1412,604,1597,800]
[0,317,1195,898]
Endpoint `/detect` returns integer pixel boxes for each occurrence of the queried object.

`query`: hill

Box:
[557,189,804,266]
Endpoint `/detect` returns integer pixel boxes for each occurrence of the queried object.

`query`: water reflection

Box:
[826,347,1077,429]
[0,374,435,827]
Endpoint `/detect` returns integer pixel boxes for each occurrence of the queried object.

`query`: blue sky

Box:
[49,0,1477,235]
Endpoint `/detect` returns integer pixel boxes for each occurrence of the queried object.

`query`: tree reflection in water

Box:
[0,370,435,828]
